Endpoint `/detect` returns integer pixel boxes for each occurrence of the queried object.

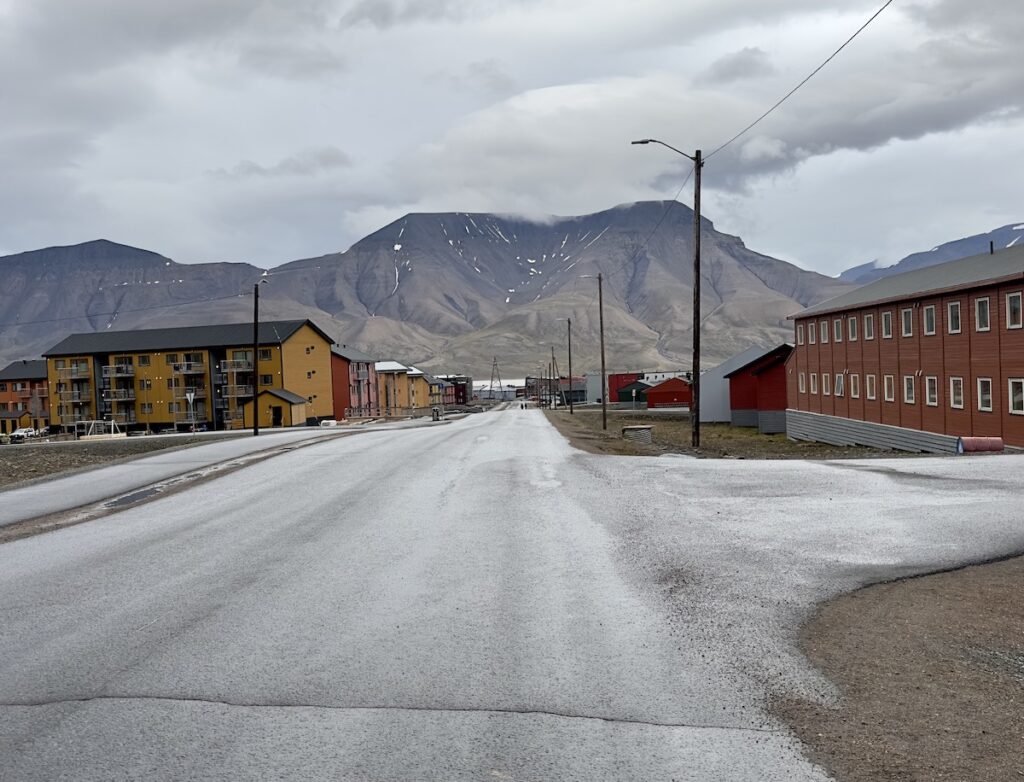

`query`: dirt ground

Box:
[775,556,1024,781]
[544,409,925,459]
[548,408,1023,781]
[0,436,211,488]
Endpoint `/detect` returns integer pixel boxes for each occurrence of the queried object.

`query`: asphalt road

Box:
[1,408,1022,780]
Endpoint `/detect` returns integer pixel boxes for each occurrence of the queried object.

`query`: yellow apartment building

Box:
[44,320,334,432]
[375,361,412,415]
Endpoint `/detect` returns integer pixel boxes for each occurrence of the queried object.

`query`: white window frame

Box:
[923,305,936,336]
[797,324,805,345]
[977,377,993,411]
[1009,378,1024,415]
[883,375,895,402]
[833,318,843,343]
[808,321,816,345]
[949,377,964,409]
[848,316,858,341]
[975,297,991,332]
[850,373,860,399]
[820,320,829,344]
[864,313,874,340]
[822,372,831,396]
[865,374,876,401]
[834,373,844,397]
[901,308,914,337]
[798,372,806,393]
[810,373,818,395]
[1007,292,1023,329]
[947,301,961,334]
[882,311,893,339]
[925,375,938,406]
[903,375,915,405]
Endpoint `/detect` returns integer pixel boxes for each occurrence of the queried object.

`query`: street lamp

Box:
[579,274,607,430]
[632,138,703,448]
[253,276,268,437]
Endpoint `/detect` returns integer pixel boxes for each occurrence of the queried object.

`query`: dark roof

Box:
[0,359,47,381]
[331,344,376,363]
[618,380,653,392]
[724,344,794,378]
[794,244,1024,319]
[44,320,333,357]
[260,388,308,405]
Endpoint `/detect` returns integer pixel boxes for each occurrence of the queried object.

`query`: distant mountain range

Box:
[2,203,1015,376]
[838,223,1024,285]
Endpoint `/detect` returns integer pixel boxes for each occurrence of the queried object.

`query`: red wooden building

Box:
[607,372,641,403]
[723,345,793,433]
[787,244,1024,451]
[645,377,692,408]
[330,344,380,419]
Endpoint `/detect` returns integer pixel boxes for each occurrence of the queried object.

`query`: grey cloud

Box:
[701,47,776,84]
[210,147,353,180]
[436,59,518,97]
[237,42,347,79]
[339,0,537,28]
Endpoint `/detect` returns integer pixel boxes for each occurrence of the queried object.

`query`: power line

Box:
[706,0,894,161]
[0,292,253,330]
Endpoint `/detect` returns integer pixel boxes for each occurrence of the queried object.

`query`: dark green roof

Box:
[261,388,308,405]
[44,320,332,357]
[0,359,47,381]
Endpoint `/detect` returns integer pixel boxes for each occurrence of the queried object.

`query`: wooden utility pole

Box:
[567,317,574,414]
[691,150,702,448]
[252,281,261,437]
[598,272,607,430]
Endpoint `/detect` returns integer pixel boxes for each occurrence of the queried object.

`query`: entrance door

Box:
[271,406,283,427]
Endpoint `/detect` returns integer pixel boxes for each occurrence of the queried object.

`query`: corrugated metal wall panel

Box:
[731,409,758,427]
[786,409,959,453]
[758,411,787,434]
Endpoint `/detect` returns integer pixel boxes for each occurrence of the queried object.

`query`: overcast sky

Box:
[1,0,1021,276]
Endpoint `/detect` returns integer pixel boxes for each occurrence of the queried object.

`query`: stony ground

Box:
[0,436,211,488]
[544,409,925,459]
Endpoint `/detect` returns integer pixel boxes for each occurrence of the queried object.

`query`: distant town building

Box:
[0,359,50,433]
[724,344,793,434]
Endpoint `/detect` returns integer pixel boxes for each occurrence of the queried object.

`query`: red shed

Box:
[645,377,692,408]
[607,372,641,403]
[724,344,793,433]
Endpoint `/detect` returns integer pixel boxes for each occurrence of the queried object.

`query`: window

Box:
[306,371,313,379]
[882,311,893,339]
[925,376,938,406]
[977,378,993,411]
[864,314,874,340]
[883,375,895,402]
[137,355,151,367]
[947,301,961,334]
[259,348,272,361]
[168,402,179,414]
[834,318,843,343]
[950,377,964,409]
[976,297,990,331]
[834,373,844,397]
[923,305,936,335]
[820,320,829,344]
[165,353,179,365]
[139,379,152,390]
[850,374,860,398]
[848,316,858,341]
[901,308,913,337]
[184,352,204,365]
[55,359,65,369]
[1007,292,1023,329]
[797,324,804,345]
[808,322,816,344]
[810,373,818,394]
[823,373,831,396]
[866,374,877,400]
[167,378,181,389]
[903,375,915,404]
[1010,379,1024,415]
[260,374,273,386]
[140,402,153,414]
[0,383,5,392]
[798,373,806,393]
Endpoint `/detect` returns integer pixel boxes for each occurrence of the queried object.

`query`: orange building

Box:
[0,360,50,434]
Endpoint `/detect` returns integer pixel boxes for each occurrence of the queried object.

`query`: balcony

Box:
[102,389,136,401]
[172,361,206,375]
[222,385,253,397]
[108,412,138,425]
[59,390,92,403]
[56,367,91,380]
[102,365,135,378]
[219,359,253,372]
[174,410,208,423]
[173,387,207,400]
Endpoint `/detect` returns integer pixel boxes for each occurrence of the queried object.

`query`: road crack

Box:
[0,694,784,734]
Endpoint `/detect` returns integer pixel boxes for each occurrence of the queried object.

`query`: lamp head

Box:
[631,139,652,145]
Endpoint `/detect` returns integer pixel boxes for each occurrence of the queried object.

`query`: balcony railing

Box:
[102,365,135,378]
[56,367,91,379]
[173,387,207,399]
[219,360,253,372]
[174,410,208,423]
[15,387,47,398]
[59,390,92,403]
[172,361,206,374]
[222,385,253,397]
[102,389,136,401]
